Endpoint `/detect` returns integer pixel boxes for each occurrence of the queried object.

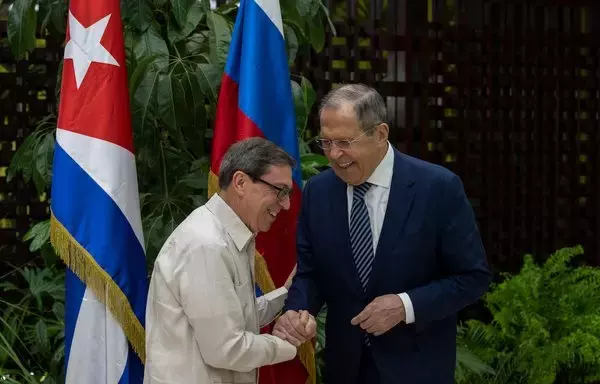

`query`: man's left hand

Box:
[350,294,406,336]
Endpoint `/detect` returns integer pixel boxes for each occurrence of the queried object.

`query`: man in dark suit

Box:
[273,84,491,383]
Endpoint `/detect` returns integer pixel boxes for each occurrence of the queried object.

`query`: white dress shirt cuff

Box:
[257,287,288,327]
[398,292,415,324]
[264,286,288,301]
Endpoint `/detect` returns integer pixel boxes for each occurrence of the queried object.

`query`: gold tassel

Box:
[50,214,146,362]
[255,251,277,293]
[208,170,220,199]
[299,342,316,384]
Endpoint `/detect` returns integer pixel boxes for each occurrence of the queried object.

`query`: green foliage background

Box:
[4,1,599,383]
[6,0,332,264]
[2,0,330,382]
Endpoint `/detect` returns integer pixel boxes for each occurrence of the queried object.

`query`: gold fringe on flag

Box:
[50,213,146,362]
[208,171,220,199]
[299,342,316,384]
[256,250,316,384]
[209,170,316,384]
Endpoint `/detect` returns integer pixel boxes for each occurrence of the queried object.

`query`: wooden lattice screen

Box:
[0,17,60,273]
[294,0,600,271]
[2,1,600,273]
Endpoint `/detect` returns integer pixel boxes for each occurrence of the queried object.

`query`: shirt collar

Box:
[205,193,254,252]
[365,141,394,189]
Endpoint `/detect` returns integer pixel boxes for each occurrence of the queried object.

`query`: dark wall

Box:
[2,1,599,275]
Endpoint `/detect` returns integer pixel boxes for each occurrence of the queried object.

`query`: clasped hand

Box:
[350,294,406,336]
[273,310,316,346]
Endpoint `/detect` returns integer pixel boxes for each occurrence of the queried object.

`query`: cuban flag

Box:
[207,0,315,383]
[49,0,147,383]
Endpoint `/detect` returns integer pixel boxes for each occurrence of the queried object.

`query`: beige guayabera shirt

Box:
[144,194,296,384]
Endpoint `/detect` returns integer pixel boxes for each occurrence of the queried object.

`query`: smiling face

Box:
[234,164,293,233]
[319,102,389,185]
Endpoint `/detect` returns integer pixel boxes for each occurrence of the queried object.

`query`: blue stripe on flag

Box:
[64,269,85,369]
[118,347,144,383]
[51,143,148,325]
[225,0,302,187]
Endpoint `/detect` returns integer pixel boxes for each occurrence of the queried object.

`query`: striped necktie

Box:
[350,182,374,291]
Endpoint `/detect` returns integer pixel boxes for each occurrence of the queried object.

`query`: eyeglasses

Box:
[255,178,293,200]
[315,123,382,151]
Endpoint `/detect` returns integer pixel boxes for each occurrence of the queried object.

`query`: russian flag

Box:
[207,0,315,383]
[49,0,147,383]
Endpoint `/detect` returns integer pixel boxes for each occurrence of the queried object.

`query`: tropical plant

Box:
[0,265,66,383]
[458,245,600,384]
[3,0,331,380]
[6,0,332,264]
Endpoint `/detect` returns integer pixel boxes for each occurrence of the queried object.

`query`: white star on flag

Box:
[64,11,119,89]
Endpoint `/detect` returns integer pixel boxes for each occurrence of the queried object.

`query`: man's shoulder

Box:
[154,205,229,265]
[304,167,338,189]
[397,150,459,185]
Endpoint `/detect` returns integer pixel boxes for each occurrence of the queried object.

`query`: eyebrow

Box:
[274,182,293,190]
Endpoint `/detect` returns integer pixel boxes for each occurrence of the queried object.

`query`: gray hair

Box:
[318,83,387,133]
[218,137,295,190]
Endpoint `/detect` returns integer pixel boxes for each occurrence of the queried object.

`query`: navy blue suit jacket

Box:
[284,148,491,384]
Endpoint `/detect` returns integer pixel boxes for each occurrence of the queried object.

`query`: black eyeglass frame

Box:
[253,177,293,200]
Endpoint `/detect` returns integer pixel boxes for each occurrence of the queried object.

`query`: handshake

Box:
[272,309,317,347]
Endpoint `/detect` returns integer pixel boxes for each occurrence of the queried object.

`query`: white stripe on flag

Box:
[252,0,284,36]
[56,128,145,250]
[66,287,128,383]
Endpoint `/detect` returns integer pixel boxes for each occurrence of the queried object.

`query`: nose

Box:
[328,146,343,160]
[279,195,291,210]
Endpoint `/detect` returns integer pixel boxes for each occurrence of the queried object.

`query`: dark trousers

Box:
[357,346,380,383]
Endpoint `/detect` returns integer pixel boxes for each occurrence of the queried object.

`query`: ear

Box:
[230,171,248,196]
[375,123,389,145]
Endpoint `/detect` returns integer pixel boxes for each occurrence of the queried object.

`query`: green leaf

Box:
[185,31,210,57]
[122,0,154,32]
[129,54,158,100]
[52,302,64,321]
[167,1,204,44]
[49,0,67,34]
[133,22,169,71]
[34,320,49,355]
[195,62,221,103]
[157,73,187,132]
[153,0,168,7]
[7,0,37,59]
[317,0,337,36]
[217,1,239,16]
[6,134,36,183]
[281,0,307,41]
[40,243,59,267]
[291,77,315,135]
[295,0,312,17]
[207,10,231,68]
[22,220,50,252]
[33,132,54,194]
[308,12,325,52]
[309,0,321,18]
[171,0,196,28]
[283,24,298,65]
[301,153,329,167]
[181,69,207,139]
[291,80,306,128]
[301,76,316,112]
[132,65,161,132]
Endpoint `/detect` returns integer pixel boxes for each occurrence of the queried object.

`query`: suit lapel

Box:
[367,151,416,296]
[330,175,365,297]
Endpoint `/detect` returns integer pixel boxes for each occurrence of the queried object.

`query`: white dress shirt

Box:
[144,194,296,384]
[346,142,416,324]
